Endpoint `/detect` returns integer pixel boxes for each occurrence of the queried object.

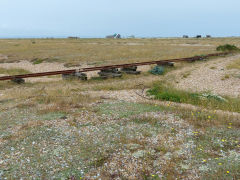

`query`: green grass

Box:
[148,82,240,112]
[0,67,31,75]
[32,58,44,64]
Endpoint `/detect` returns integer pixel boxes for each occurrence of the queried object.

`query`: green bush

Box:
[149,66,165,75]
[216,44,239,52]
[154,91,181,102]
[147,83,188,103]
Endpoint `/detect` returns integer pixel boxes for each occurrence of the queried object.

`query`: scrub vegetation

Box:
[0,38,239,179]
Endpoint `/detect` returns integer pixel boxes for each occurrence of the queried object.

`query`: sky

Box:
[0,0,240,38]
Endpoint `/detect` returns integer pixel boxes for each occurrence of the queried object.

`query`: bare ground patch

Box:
[172,55,240,97]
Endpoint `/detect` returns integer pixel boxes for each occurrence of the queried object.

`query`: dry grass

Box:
[227,58,240,69]
[1,38,240,66]
[0,67,31,75]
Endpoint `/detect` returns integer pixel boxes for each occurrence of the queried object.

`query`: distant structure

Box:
[196,35,202,38]
[68,37,79,39]
[183,35,189,38]
[106,33,121,39]
[206,35,211,38]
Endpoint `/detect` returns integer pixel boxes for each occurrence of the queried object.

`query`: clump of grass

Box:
[216,44,239,52]
[221,74,230,80]
[182,71,191,78]
[0,67,31,75]
[210,66,216,69]
[32,58,44,64]
[148,82,240,112]
[31,58,60,64]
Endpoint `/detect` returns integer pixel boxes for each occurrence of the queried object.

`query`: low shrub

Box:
[216,44,239,52]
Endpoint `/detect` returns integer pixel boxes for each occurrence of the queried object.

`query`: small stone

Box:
[163,152,172,160]
[132,150,146,158]
[180,164,190,170]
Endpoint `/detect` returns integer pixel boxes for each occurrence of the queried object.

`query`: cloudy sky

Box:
[0,0,240,38]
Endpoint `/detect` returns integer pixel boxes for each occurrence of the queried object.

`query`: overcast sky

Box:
[0,0,240,38]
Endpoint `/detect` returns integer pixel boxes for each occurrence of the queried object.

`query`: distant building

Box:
[183,35,189,38]
[106,33,121,39]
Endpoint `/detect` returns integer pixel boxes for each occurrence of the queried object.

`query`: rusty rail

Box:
[0,52,230,81]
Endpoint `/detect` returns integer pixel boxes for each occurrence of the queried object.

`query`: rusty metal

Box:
[0,52,230,81]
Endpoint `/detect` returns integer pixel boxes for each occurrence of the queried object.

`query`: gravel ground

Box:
[174,54,240,97]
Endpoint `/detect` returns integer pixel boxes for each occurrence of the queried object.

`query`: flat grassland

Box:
[0,38,239,179]
[1,38,240,65]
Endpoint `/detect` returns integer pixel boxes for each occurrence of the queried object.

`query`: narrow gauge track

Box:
[0,52,230,81]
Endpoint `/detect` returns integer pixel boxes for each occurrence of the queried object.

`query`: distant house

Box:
[196,35,202,38]
[115,34,121,39]
[106,33,121,39]
[183,35,189,38]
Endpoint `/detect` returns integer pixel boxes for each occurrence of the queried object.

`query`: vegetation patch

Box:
[216,44,239,52]
[148,82,240,112]
[97,102,163,118]
[190,127,240,179]
[0,67,31,75]
[31,58,60,64]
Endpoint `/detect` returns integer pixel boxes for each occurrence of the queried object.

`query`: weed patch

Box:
[148,82,240,112]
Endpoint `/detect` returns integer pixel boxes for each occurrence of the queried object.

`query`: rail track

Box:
[0,52,230,81]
